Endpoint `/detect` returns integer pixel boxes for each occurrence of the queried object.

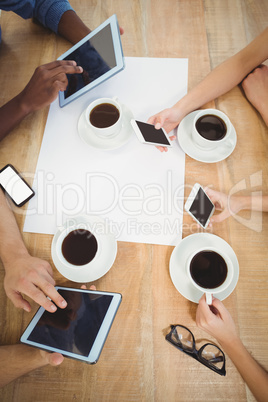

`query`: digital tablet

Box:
[20,287,122,364]
[131,120,172,147]
[57,14,124,107]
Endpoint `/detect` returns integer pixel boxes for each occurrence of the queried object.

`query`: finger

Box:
[49,353,64,366]
[89,285,96,290]
[8,291,32,312]
[169,135,176,141]
[210,209,230,223]
[49,64,83,79]
[119,27,124,35]
[25,281,67,312]
[41,60,78,70]
[147,116,156,125]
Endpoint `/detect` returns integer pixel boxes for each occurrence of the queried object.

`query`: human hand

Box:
[147,107,184,152]
[196,294,238,346]
[18,60,83,114]
[242,65,268,126]
[37,284,96,366]
[205,188,243,223]
[3,253,67,313]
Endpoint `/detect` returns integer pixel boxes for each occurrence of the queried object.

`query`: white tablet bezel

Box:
[20,287,122,364]
[57,14,124,107]
[131,119,172,147]
[184,183,215,229]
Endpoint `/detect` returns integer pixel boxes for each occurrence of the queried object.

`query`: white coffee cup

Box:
[192,109,232,150]
[186,247,233,305]
[85,97,122,138]
[56,223,101,269]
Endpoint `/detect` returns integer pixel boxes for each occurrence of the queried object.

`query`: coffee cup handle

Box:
[205,292,213,305]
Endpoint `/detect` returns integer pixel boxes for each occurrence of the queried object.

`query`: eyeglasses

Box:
[165,325,226,376]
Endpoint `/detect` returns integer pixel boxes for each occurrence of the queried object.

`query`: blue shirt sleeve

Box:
[0,0,74,33]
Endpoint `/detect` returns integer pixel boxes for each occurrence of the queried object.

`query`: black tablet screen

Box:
[28,290,113,357]
[63,24,116,99]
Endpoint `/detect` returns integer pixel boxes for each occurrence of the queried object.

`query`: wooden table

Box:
[0,1,267,401]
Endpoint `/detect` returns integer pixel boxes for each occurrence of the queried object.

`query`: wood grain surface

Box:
[0,1,267,401]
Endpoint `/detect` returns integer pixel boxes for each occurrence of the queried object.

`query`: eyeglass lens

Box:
[171,326,194,352]
[200,344,224,370]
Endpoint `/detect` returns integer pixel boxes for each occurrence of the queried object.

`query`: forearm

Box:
[0,191,28,266]
[174,28,268,118]
[0,93,31,141]
[231,195,268,213]
[221,338,268,402]
[175,57,259,118]
[58,10,91,44]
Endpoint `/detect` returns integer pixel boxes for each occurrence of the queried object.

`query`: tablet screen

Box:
[58,15,124,107]
[63,24,116,100]
[23,289,116,359]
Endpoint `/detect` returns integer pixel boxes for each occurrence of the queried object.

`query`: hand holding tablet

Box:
[58,14,124,107]
[21,287,121,364]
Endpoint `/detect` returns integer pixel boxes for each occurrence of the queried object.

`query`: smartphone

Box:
[184,183,215,229]
[131,120,172,147]
[21,287,122,364]
[0,164,35,207]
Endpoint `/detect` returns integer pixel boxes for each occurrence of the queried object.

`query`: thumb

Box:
[8,291,32,312]
[49,353,64,366]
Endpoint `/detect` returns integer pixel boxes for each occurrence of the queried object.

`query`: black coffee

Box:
[196,114,227,141]
[62,229,98,266]
[190,250,227,289]
[90,103,120,128]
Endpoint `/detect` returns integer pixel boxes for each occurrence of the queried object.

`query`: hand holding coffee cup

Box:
[86,97,122,138]
[186,247,234,305]
[192,109,233,150]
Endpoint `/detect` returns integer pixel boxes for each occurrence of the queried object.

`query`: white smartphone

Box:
[131,120,172,147]
[20,287,122,364]
[184,183,215,229]
[0,164,35,207]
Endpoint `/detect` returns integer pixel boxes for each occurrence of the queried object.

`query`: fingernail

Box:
[61,300,67,308]
[51,304,57,312]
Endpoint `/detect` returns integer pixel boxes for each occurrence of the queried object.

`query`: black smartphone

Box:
[0,164,35,207]
[131,120,172,147]
[184,183,215,229]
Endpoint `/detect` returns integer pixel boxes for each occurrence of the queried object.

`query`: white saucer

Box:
[169,233,239,303]
[78,103,134,150]
[51,215,117,283]
[177,111,237,163]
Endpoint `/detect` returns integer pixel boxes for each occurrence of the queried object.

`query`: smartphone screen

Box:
[0,164,35,207]
[133,120,172,146]
[189,187,214,227]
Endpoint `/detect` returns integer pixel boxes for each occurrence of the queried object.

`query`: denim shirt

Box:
[0,0,74,35]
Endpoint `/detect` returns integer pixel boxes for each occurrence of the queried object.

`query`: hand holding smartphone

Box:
[185,184,215,229]
[131,120,172,147]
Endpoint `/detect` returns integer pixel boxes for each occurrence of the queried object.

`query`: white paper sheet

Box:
[23,57,188,245]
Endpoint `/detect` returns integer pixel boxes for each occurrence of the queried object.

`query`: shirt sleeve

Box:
[0,1,74,33]
[34,0,74,33]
